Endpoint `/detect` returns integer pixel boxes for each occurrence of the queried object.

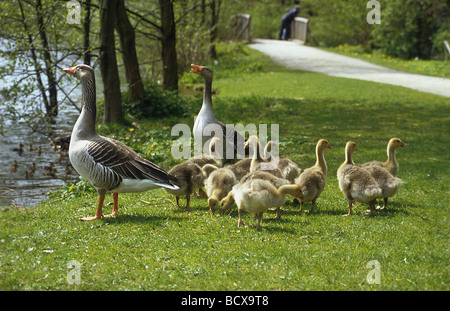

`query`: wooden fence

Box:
[227,14,252,43]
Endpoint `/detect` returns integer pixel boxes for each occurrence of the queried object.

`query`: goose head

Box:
[190,64,213,81]
[388,138,407,149]
[63,64,95,81]
[280,184,303,198]
[318,139,333,151]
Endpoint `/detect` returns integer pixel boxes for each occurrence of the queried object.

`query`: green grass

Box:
[1,43,449,291]
[321,44,450,78]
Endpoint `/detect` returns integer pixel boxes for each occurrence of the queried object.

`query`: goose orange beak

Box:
[190,64,203,74]
[63,66,77,75]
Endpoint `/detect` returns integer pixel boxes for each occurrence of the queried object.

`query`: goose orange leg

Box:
[80,195,105,221]
[104,192,119,218]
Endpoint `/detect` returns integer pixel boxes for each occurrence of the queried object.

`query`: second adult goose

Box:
[191,64,247,163]
[64,64,179,221]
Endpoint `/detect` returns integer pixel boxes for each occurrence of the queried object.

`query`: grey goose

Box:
[63,64,179,221]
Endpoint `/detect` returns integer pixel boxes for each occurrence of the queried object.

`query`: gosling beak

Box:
[190,64,203,74]
[328,144,334,149]
[63,66,77,76]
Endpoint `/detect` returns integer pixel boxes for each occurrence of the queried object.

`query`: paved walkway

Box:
[248,39,450,98]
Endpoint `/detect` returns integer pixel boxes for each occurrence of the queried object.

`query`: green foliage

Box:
[121,81,187,120]
[50,177,97,200]
[370,0,445,59]
[219,0,449,59]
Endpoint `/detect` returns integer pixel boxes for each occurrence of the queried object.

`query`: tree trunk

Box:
[115,0,145,103]
[83,0,92,66]
[35,0,58,118]
[99,0,123,124]
[209,0,221,59]
[159,0,178,91]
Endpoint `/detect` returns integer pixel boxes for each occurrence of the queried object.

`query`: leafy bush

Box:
[121,81,186,119]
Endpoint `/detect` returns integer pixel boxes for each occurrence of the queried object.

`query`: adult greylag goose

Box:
[221,179,302,228]
[64,64,179,221]
[191,64,248,163]
[361,138,406,176]
[337,141,382,216]
[246,135,283,178]
[296,139,333,213]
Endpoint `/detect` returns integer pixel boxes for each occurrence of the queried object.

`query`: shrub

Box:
[122,81,186,119]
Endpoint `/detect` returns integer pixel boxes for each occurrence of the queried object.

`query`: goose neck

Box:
[74,76,97,136]
[344,146,354,165]
[387,145,397,166]
[202,77,213,108]
[315,146,327,172]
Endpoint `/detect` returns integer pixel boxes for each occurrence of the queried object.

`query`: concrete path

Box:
[248,39,450,98]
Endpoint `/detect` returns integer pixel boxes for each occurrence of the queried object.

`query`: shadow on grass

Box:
[100,213,185,226]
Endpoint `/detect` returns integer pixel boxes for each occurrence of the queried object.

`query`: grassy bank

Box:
[1,43,449,291]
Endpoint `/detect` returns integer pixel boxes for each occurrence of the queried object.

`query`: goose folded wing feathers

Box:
[87,137,178,186]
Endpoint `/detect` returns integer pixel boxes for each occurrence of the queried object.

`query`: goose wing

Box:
[87,136,178,187]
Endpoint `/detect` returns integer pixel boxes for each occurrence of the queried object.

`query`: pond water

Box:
[0,60,130,208]
[0,103,80,208]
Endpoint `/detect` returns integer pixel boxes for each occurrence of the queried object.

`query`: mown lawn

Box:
[1,43,449,291]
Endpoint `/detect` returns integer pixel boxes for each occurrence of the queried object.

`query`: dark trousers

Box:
[278,19,292,40]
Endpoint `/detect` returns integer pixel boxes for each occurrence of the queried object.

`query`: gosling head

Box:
[281,184,303,198]
[219,194,234,215]
[389,138,407,149]
[346,141,358,153]
[208,197,219,215]
[318,138,333,151]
